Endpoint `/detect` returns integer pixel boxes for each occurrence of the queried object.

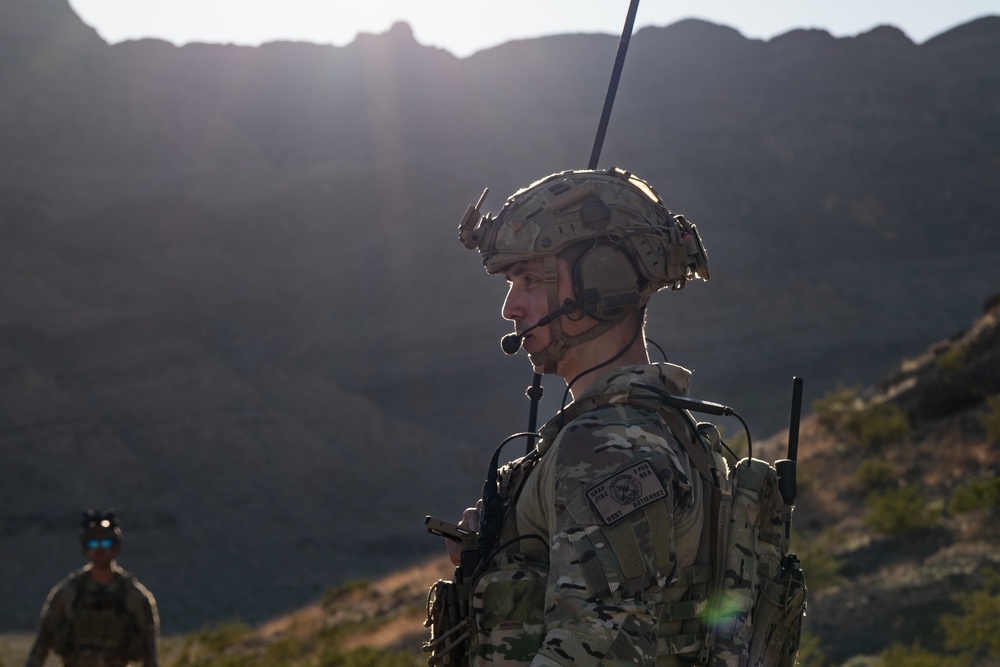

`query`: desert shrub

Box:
[795,632,829,667]
[812,385,860,430]
[847,402,910,450]
[877,642,965,667]
[323,579,372,607]
[948,476,1000,514]
[792,529,844,591]
[318,646,422,667]
[168,621,255,667]
[979,394,1000,443]
[721,428,748,458]
[264,637,308,665]
[794,459,815,496]
[856,457,895,493]
[868,570,1000,666]
[193,621,252,652]
[864,484,940,535]
[935,343,968,373]
[170,650,257,667]
[810,386,910,448]
[941,568,1000,659]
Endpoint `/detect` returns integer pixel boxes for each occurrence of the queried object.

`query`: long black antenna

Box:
[524,373,544,454]
[525,0,642,452]
[588,0,642,169]
[776,377,804,509]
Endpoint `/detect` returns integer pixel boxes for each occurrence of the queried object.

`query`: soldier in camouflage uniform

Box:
[442,167,712,666]
[24,510,159,667]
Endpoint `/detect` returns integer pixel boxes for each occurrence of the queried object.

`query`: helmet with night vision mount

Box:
[79,508,122,543]
[459,167,710,369]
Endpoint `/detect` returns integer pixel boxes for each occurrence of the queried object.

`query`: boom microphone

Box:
[500,300,577,355]
[500,331,526,355]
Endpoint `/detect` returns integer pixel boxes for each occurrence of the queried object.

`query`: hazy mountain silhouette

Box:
[1,0,997,630]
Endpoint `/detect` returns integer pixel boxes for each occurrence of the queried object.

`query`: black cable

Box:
[647,337,668,363]
[559,310,643,427]
[478,431,537,562]
[632,382,754,460]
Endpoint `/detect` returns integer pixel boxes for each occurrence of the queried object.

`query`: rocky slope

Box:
[1,0,998,633]
[106,293,999,666]
[759,292,1000,663]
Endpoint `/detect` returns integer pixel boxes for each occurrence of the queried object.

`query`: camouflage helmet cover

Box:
[459,166,710,300]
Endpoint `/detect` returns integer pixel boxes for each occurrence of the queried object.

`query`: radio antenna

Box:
[588,0,641,169]
[524,0,642,453]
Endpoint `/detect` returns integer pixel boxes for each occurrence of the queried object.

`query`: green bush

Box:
[935,343,968,373]
[869,569,1000,666]
[812,385,860,430]
[795,632,829,667]
[721,429,748,459]
[941,569,1000,659]
[877,642,966,667]
[318,646,423,667]
[847,402,911,450]
[168,620,255,667]
[864,484,940,535]
[791,529,844,591]
[811,386,910,449]
[194,621,253,652]
[264,637,309,666]
[979,394,1000,443]
[324,579,372,607]
[170,650,258,667]
[948,477,1000,514]
[856,458,896,493]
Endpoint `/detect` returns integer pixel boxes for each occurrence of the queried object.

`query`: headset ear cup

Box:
[574,244,643,320]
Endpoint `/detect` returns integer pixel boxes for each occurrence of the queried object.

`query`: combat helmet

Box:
[459,167,709,370]
[80,508,122,545]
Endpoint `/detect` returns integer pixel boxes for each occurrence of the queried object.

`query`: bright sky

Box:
[67,1,998,57]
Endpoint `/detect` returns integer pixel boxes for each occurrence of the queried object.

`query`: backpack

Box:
[52,569,145,664]
[630,383,808,667]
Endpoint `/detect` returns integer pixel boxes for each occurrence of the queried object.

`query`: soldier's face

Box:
[501,257,585,356]
[82,535,121,566]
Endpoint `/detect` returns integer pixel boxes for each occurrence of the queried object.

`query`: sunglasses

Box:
[84,538,117,550]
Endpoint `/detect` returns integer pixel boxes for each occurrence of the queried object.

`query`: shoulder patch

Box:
[586,460,666,525]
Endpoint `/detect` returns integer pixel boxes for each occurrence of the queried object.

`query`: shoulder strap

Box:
[496,450,544,551]
[608,387,728,661]
[67,569,86,612]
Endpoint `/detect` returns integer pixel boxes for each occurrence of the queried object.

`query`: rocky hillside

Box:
[1,0,999,634]
[73,293,996,667]
[761,292,1000,664]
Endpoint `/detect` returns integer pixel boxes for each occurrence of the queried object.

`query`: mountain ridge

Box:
[0,1,997,633]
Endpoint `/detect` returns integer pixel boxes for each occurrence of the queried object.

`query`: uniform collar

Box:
[537,362,693,453]
[573,362,692,402]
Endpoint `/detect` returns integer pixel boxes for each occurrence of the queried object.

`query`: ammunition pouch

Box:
[747,554,808,667]
[469,551,547,667]
[424,578,471,666]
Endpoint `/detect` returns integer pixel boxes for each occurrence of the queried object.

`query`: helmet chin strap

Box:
[526,255,626,374]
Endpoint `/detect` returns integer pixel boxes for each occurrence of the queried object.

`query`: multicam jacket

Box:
[24,564,159,667]
[471,363,706,667]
